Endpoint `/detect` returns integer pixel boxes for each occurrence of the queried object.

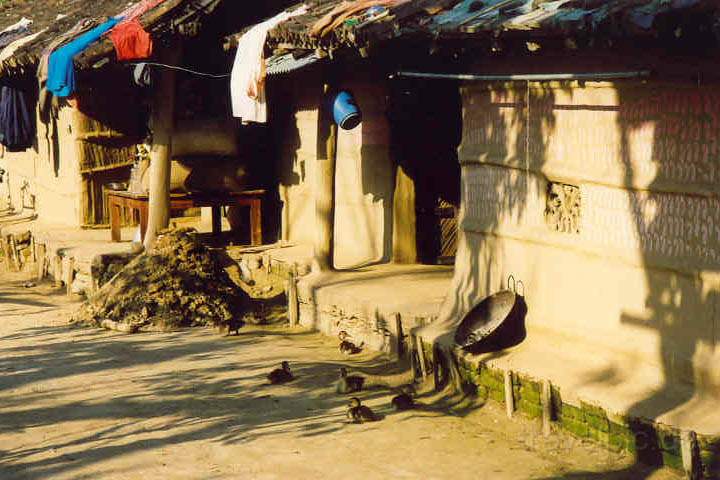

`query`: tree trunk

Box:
[143,50,178,250]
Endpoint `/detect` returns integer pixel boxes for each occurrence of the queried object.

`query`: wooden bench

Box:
[108,190,264,245]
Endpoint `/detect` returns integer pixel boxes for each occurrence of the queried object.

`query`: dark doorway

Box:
[388,79,462,264]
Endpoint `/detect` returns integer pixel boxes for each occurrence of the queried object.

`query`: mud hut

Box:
[232,0,720,474]
[0,0,294,237]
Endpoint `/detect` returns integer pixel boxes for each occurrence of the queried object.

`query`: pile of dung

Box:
[73,229,248,333]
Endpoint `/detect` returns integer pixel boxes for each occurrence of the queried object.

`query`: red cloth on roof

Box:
[109,19,152,61]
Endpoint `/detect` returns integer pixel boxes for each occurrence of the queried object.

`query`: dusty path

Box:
[0,271,680,480]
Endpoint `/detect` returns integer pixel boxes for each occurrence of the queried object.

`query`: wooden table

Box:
[108,190,265,245]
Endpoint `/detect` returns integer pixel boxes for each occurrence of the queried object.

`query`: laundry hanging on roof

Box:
[0,29,46,63]
[0,85,36,152]
[109,19,152,61]
[231,5,308,124]
[0,19,32,50]
[47,17,121,98]
[0,17,32,44]
[38,18,98,121]
[117,0,168,21]
[309,0,405,38]
[0,18,32,34]
[108,0,169,61]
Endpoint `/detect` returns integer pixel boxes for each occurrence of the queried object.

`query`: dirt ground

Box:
[0,270,681,480]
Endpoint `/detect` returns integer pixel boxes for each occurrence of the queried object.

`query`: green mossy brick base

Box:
[421,340,720,476]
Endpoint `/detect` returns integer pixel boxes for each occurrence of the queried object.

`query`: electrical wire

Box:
[130,61,231,78]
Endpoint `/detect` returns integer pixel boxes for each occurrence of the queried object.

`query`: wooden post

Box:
[680,430,699,479]
[541,379,552,437]
[504,370,515,419]
[8,234,19,272]
[415,335,429,380]
[250,197,263,246]
[65,257,74,298]
[53,255,63,288]
[30,235,36,263]
[312,83,337,272]
[211,205,222,236]
[1,235,11,272]
[143,49,178,250]
[36,243,47,281]
[392,165,418,263]
[286,264,299,327]
[394,313,404,362]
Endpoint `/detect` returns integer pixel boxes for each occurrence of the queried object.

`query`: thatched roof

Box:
[232,0,720,55]
[0,0,222,77]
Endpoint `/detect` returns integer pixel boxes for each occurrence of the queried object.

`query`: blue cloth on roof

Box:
[47,17,121,98]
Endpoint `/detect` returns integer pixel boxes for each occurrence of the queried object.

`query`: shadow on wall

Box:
[612,82,719,476]
[334,72,396,268]
[431,80,559,340]
[531,80,720,479]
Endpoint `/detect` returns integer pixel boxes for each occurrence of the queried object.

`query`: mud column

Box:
[312,83,337,271]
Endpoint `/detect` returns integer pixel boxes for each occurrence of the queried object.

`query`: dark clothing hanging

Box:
[0,86,35,152]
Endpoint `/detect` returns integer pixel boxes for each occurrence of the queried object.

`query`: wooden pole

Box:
[504,370,515,419]
[53,255,63,288]
[30,235,36,263]
[680,430,699,479]
[65,257,75,298]
[143,49,178,250]
[415,335,429,380]
[312,83,337,272]
[36,243,46,281]
[8,234,19,272]
[394,313,404,362]
[541,379,552,437]
[1,235,12,272]
[286,264,299,327]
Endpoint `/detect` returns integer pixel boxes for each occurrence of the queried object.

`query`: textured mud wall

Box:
[276,74,394,268]
[437,81,720,392]
[0,105,81,225]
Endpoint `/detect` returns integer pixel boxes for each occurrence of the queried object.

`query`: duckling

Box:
[336,367,364,394]
[391,390,415,411]
[226,317,245,336]
[267,361,293,384]
[338,331,363,355]
[346,397,378,423]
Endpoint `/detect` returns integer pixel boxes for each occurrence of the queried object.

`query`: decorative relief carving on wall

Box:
[460,165,720,272]
[545,182,581,234]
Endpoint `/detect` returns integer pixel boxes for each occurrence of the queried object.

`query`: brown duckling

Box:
[226,317,245,336]
[346,397,378,423]
[267,361,293,384]
[338,331,363,355]
[391,391,415,411]
[336,367,364,394]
